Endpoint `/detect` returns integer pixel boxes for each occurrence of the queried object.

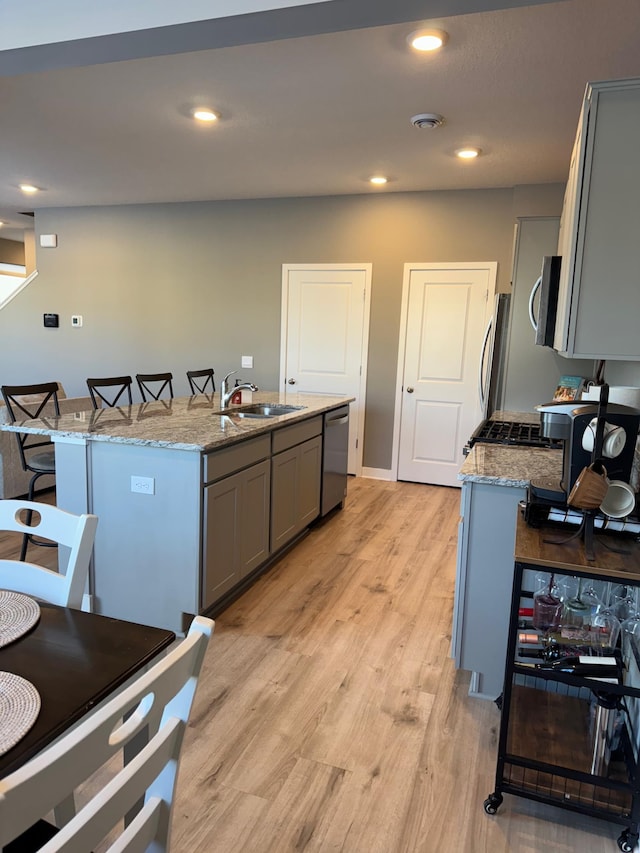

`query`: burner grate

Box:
[468,419,562,449]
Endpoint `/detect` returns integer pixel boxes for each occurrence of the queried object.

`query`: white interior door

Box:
[395,263,496,487]
[281,264,371,475]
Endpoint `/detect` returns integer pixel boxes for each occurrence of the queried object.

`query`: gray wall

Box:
[0,183,566,470]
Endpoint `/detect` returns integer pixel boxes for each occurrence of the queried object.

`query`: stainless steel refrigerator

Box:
[484,217,595,417]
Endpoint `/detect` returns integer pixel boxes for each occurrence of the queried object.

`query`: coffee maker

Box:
[527,399,640,513]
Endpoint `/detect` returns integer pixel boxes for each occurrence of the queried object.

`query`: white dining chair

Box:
[0,500,98,609]
[0,615,214,853]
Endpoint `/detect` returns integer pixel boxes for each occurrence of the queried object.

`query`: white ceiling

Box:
[1,0,639,241]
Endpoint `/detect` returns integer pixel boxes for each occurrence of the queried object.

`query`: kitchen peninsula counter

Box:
[1,392,352,634]
[1,392,349,452]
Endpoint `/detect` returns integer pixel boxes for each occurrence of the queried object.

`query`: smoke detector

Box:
[411,113,445,129]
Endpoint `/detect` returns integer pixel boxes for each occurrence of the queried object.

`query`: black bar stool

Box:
[0,382,61,561]
[87,376,133,408]
[186,369,215,394]
[136,373,174,402]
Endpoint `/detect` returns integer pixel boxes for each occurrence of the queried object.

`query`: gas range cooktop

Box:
[465,418,563,453]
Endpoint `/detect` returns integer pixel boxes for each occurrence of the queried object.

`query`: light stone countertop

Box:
[490,410,540,424]
[458,408,557,488]
[459,443,562,488]
[0,392,353,454]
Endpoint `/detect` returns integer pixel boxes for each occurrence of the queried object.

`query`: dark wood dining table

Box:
[0,601,175,778]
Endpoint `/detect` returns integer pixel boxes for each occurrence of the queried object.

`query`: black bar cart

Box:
[484,514,640,852]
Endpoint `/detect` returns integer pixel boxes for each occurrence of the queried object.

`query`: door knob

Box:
[288,378,296,385]
[407,387,414,393]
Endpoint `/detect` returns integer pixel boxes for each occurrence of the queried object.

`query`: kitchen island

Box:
[2,392,352,633]
[453,413,563,700]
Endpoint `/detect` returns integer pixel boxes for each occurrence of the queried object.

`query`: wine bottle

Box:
[540,644,595,662]
[517,648,543,659]
[533,655,620,680]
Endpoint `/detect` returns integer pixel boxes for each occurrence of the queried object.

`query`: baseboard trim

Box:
[361,467,395,481]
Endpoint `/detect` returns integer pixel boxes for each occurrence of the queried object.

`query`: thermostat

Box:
[43,313,59,328]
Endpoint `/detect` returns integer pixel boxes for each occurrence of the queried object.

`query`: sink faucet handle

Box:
[222,370,237,384]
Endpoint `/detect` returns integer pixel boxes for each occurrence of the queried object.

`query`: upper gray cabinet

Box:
[555,77,640,359]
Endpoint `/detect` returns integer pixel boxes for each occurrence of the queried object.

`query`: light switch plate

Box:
[241,355,253,369]
[71,315,83,327]
[39,234,58,248]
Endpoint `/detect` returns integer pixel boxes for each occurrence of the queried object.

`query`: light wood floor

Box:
[2,482,626,851]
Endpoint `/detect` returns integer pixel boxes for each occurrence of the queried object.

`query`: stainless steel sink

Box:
[234,404,306,419]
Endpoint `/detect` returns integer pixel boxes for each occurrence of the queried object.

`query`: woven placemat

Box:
[0,590,41,648]
[0,671,41,755]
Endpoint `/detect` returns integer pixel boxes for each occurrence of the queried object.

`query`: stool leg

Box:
[19,525,30,562]
[21,471,47,561]
[20,475,38,561]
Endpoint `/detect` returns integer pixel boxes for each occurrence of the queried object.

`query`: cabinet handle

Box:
[528,275,542,332]
[326,414,349,426]
[287,378,296,385]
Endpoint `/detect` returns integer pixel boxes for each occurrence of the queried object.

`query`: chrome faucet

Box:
[220,371,258,409]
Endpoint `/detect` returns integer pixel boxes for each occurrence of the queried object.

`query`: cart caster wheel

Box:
[617,830,636,852]
[484,793,503,815]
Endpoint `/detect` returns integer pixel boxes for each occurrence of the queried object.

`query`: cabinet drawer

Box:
[203,435,270,484]
[272,416,322,454]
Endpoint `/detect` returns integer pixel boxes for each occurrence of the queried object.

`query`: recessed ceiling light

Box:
[369,176,388,185]
[0,221,5,227]
[408,29,448,52]
[19,183,40,194]
[456,147,481,159]
[191,107,219,123]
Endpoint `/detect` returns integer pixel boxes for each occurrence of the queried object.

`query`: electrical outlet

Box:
[241,355,253,369]
[131,475,155,495]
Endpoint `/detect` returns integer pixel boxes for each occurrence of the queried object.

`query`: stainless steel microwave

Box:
[531,255,562,347]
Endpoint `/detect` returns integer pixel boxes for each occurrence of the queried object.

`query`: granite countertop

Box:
[0,392,353,453]
[460,409,560,487]
[459,444,562,488]
[490,410,539,424]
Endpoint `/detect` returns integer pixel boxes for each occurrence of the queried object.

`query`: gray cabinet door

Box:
[240,459,271,578]
[557,78,640,358]
[271,445,299,552]
[298,435,322,528]
[271,436,322,552]
[203,470,243,608]
[203,459,271,609]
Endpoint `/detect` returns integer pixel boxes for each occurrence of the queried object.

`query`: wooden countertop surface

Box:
[515,511,640,581]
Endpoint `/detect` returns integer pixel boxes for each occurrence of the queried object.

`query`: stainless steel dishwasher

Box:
[321,405,349,516]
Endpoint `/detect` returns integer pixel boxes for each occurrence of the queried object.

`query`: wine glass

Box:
[533,572,563,632]
[609,583,639,622]
[621,612,640,670]
[590,607,622,654]
[563,577,591,629]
